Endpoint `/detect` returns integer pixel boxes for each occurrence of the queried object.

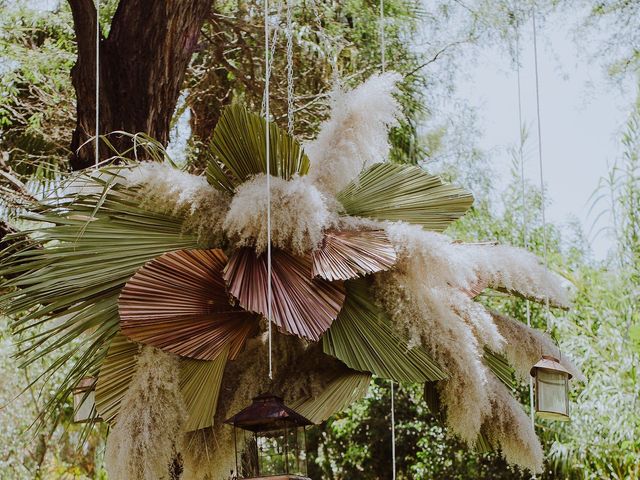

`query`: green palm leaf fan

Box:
[206,104,310,192]
[336,162,474,231]
[0,177,200,425]
[323,278,447,383]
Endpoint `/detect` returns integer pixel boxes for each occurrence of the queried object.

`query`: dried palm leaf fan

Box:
[0,70,582,477]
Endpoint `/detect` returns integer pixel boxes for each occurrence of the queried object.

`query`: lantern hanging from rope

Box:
[530,355,572,421]
[225,393,313,479]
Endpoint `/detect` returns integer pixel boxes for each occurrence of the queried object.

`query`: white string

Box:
[379,0,386,73]
[514,14,536,433]
[265,0,273,380]
[390,381,396,480]
[94,0,100,168]
[532,10,553,332]
[380,1,395,477]
[285,0,294,133]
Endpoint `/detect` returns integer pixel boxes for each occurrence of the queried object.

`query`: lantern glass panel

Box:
[536,368,569,421]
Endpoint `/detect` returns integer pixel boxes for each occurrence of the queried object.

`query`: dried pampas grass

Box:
[373,222,572,472]
[484,376,544,473]
[492,311,584,382]
[465,243,571,308]
[223,174,334,254]
[105,346,187,480]
[306,72,402,195]
[123,162,231,247]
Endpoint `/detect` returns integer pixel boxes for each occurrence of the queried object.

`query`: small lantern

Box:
[530,355,572,421]
[225,393,313,479]
[72,376,98,423]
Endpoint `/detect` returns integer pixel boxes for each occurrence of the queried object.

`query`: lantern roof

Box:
[224,393,314,432]
[530,355,573,379]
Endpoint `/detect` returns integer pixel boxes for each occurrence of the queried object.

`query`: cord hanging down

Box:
[94,0,100,168]
[264,0,273,380]
[514,15,536,432]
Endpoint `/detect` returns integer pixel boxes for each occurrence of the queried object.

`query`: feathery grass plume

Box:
[464,243,571,308]
[223,174,335,254]
[306,72,402,195]
[123,162,231,247]
[491,311,584,382]
[375,224,497,443]
[105,346,187,480]
[484,376,544,473]
[384,223,505,351]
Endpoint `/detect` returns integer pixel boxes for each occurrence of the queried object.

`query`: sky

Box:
[451,12,636,260]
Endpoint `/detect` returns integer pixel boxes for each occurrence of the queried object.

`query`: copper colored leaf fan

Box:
[119,249,259,360]
[312,230,397,281]
[223,247,346,341]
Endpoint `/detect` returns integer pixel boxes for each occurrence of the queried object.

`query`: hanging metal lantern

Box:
[530,355,572,421]
[225,393,313,479]
[72,376,98,423]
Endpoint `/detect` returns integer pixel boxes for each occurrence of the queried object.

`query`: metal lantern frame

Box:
[530,355,572,421]
[224,393,313,479]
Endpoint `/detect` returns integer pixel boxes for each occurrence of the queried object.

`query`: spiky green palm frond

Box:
[206,104,310,192]
[337,163,474,231]
[0,176,199,425]
[323,278,446,382]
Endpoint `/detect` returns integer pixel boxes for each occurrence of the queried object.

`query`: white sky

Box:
[451,12,636,260]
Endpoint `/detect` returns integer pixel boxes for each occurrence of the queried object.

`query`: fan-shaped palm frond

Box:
[291,371,371,424]
[336,163,474,231]
[96,335,229,431]
[312,230,397,281]
[224,247,346,341]
[206,104,310,192]
[0,179,200,423]
[323,278,446,382]
[119,249,259,360]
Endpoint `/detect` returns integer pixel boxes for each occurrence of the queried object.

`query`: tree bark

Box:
[68,0,212,170]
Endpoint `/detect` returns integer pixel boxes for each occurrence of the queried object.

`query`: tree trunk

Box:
[68,0,212,170]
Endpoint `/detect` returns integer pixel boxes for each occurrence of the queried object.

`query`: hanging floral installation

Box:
[0,72,584,478]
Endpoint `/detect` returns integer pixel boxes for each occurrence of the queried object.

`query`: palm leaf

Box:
[311,230,397,281]
[483,347,516,390]
[224,247,346,341]
[336,163,474,231]
[96,335,229,431]
[181,346,229,431]
[0,178,199,425]
[206,104,310,192]
[119,249,259,360]
[291,372,371,424]
[323,278,446,382]
[95,334,140,423]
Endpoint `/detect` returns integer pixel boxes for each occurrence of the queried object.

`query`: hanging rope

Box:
[94,0,100,168]
[285,0,295,133]
[514,14,536,432]
[265,0,273,380]
[379,0,386,73]
[379,1,396,477]
[390,381,396,480]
